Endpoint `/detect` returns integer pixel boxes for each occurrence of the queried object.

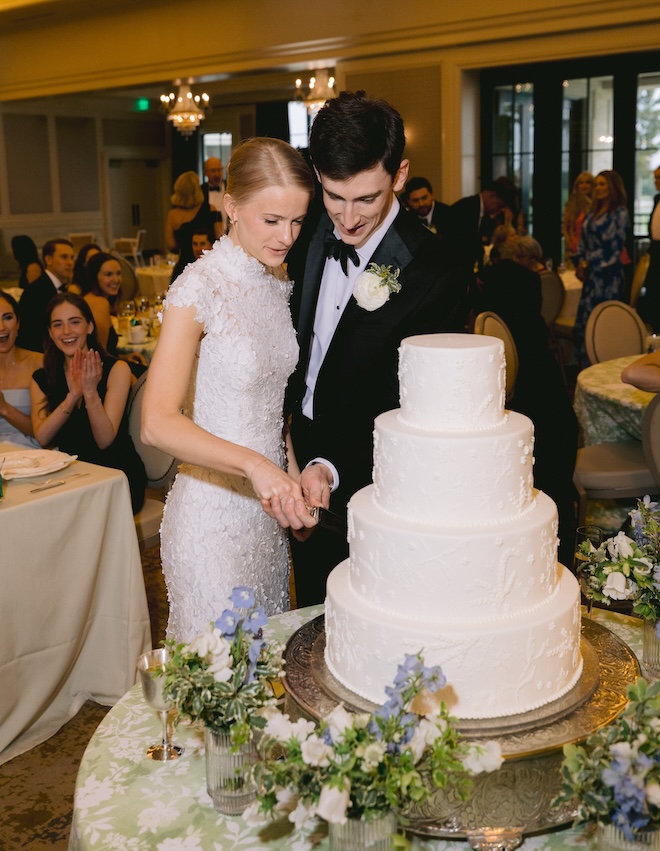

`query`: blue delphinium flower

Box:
[215,608,239,635]
[230,587,256,608]
[245,606,268,634]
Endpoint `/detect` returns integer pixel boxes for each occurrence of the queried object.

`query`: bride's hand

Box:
[249,458,318,531]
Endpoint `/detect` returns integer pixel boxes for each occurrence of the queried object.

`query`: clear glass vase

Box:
[204,728,258,816]
[328,811,398,851]
[597,823,660,850]
[642,620,660,678]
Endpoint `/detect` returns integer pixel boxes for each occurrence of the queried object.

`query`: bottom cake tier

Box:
[324,561,583,720]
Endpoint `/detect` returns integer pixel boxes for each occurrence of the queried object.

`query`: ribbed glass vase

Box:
[597,823,660,850]
[204,728,258,815]
[328,811,398,851]
[642,620,660,678]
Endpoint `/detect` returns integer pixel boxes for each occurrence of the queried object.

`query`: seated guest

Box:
[480,232,579,568]
[515,235,546,273]
[191,227,216,261]
[69,243,102,295]
[0,291,43,448]
[11,235,43,290]
[403,176,448,235]
[30,293,146,513]
[81,252,147,373]
[17,238,74,353]
[621,352,660,392]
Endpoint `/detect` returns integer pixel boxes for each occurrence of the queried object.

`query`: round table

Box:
[573,355,656,445]
[136,266,173,299]
[68,606,646,851]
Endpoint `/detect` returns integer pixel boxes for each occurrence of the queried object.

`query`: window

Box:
[201,133,232,174]
[288,101,309,150]
[635,73,660,238]
[491,83,534,232]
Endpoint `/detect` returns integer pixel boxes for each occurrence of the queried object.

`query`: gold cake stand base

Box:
[282,615,640,840]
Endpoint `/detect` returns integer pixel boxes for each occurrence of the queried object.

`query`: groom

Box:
[286,90,466,606]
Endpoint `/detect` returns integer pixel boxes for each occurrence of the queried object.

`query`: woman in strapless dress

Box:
[0,290,43,448]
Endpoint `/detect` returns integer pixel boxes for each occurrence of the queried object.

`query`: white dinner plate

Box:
[0,449,78,480]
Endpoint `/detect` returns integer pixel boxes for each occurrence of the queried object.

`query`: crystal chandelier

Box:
[160,78,210,137]
[295,69,336,118]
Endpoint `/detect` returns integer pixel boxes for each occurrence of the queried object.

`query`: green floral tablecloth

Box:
[573,355,655,446]
[68,606,646,851]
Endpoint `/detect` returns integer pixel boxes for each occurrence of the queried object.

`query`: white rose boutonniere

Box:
[353,263,401,311]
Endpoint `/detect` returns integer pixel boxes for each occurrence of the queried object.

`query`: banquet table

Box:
[69,606,644,851]
[137,265,173,299]
[116,333,158,363]
[573,354,656,445]
[0,442,151,765]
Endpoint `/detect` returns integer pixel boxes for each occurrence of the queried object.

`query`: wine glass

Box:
[575,525,603,614]
[118,300,136,337]
[137,648,184,761]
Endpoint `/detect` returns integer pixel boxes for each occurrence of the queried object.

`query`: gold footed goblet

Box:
[137,648,184,761]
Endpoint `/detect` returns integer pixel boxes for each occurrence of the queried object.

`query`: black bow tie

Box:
[324,232,360,276]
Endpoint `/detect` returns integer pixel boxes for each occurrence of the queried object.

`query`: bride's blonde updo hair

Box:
[225,138,314,207]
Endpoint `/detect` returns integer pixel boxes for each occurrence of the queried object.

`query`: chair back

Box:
[642,392,660,487]
[473,311,519,401]
[68,232,96,255]
[539,270,565,325]
[109,250,138,301]
[630,252,651,308]
[584,300,647,364]
[126,371,178,489]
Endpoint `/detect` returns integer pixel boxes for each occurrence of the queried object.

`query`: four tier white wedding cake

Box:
[324,333,582,720]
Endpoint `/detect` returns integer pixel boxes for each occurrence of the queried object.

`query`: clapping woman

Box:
[30,293,146,512]
[573,169,630,367]
[0,291,43,448]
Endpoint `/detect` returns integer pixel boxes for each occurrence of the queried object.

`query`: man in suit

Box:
[285,90,466,606]
[201,157,225,230]
[638,166,660,331]
[17,238,74,352]
[404,176,449,236]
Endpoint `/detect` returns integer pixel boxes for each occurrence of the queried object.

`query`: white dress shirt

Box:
[301,198,400,488]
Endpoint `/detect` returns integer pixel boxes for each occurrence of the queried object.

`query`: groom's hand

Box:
[300,463,333,510]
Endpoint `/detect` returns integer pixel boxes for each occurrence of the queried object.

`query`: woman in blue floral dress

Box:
[573,170,630,367]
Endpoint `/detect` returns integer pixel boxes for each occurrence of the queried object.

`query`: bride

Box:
[142,138,317,641]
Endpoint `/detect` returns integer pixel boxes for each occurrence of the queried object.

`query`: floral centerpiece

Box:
[576,496,660,626]
[556,678,660,845]
[248,652,502,846]
[162,587,283,815]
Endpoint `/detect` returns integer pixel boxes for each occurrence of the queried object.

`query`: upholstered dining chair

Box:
[539,270,565,326]
[127,371,178,550]
[573,391,660,528]
[584,300,647,365]
[112,228,146,267]
[474,310,518,402]
[630,252,651,309]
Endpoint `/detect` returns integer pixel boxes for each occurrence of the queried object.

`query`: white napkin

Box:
[1,450,77,479]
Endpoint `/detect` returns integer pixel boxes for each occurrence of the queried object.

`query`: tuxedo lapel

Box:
[297,218,331,350]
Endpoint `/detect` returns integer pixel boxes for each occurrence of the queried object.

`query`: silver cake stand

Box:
[282,615,640,845]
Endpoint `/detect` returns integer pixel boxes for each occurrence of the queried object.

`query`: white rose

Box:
[607,532,635,560]
[289,799,318,830]
[462,740,504,774]
[354,270,391,311]
[265,712,294,741]
[602,571,634,601]
[301,735,333,767]
[324,703,354,743]
[357,740,387,770]
[407,718,442,764]
[646,782,660,807]
[188,623,220,657]
[316,784,351,824]
[290,717,317,742]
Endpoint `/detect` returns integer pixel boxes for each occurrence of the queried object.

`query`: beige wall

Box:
[1,0,660,271]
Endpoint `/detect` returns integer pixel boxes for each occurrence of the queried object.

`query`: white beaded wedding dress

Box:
[160,236,298,642]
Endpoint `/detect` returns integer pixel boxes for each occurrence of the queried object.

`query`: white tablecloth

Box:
[69,607,643,851]
[0,442,151,764]
[136,266,173,299]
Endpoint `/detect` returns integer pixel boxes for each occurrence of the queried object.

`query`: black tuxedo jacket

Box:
[16,272,58,353]
[286,208,465,510]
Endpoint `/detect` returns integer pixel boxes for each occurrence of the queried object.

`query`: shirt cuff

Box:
[305,458,339,492]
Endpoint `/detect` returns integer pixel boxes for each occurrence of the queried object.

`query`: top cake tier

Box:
[399,333,506,432]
